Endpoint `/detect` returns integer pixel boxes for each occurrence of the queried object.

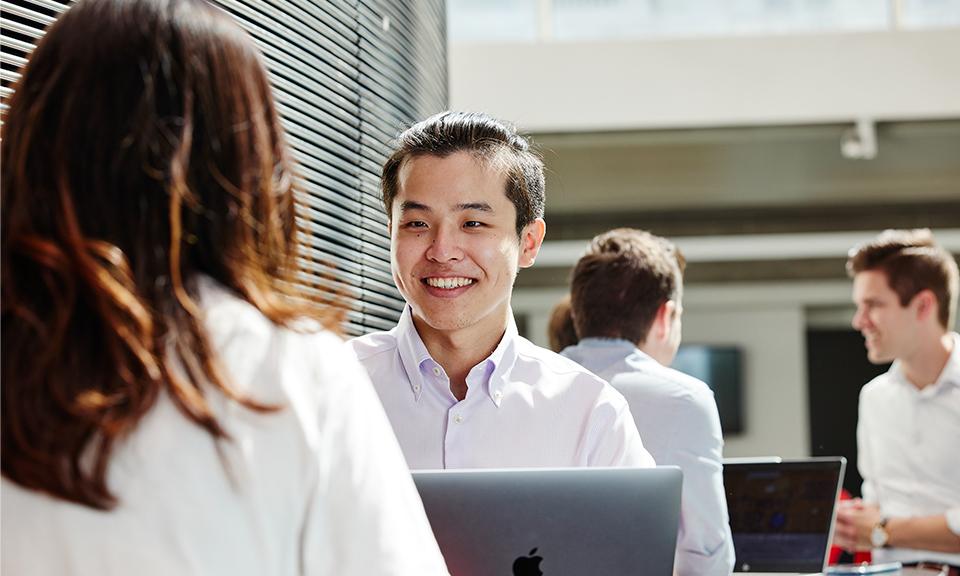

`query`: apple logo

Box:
[512,547,544,576]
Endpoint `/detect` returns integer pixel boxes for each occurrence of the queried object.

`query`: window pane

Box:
[448,0,539,42]
[553,0,890,41]
[899,0,960,28]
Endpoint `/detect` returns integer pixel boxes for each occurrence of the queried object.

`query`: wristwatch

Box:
[870,517,890,548]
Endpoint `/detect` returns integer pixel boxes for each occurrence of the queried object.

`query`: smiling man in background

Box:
[835,229,960,571]
[348,111,653,470]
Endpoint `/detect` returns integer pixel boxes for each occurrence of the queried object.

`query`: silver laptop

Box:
[725,457,847,575]
[412,467,682,576]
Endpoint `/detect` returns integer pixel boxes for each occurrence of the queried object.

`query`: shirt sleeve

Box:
[302,338,449,576]
[946,507,960,537]
[857,385,878,504]
[664,390,736,576]
[583,385,656,468]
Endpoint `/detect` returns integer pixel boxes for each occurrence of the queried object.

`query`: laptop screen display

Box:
[724,458,846,573]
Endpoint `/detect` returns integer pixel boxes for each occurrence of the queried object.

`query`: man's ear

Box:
[651,300,675,343]
[913,289,937,322]
[518,218,546,269]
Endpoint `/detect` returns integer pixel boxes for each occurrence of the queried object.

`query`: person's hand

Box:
[833,498,882,552]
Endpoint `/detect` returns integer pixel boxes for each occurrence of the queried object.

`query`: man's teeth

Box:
[426,277,474,289]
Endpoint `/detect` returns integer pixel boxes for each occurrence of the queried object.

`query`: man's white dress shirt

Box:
[858,331,960,566]
[562,338,736,576]
[1,277,448,576]
[347,306,655,470]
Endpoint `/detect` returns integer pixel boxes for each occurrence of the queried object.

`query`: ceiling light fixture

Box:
[840,118,877,160]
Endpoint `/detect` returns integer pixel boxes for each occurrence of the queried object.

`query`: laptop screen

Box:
[724,457,846,573]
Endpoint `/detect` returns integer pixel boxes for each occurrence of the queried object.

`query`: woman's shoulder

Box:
[197,276,341,344]
[196,277,360,397]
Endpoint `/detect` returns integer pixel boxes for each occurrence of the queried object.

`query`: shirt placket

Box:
[441,362,493,469]
[422,363,463,469]
[905,385,924,501]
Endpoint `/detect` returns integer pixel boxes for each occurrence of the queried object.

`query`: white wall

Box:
[513,279,855,459]
[681,303,809,458]
[450,30,960,132]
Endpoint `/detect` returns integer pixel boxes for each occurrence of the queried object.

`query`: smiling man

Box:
[835,229,960,571]
[347,112,653,470]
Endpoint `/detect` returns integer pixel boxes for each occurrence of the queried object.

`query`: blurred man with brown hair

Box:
[562,228,735,576]
[835,229,960,571]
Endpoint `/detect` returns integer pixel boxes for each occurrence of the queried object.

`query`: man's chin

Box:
[866,348,894,365]
[410,306,471,333]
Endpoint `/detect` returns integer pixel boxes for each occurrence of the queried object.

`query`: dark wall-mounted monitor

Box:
[671,345,744,434]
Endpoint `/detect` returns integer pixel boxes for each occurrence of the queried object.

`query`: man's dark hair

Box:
[570,228,685,345]
[847,229,958,330]
[380,111,545,235]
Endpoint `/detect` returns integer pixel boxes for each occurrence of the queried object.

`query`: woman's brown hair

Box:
[1,0,338,509]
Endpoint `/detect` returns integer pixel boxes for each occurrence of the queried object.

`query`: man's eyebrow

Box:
[456,202,493,212]
[399,200,431,213]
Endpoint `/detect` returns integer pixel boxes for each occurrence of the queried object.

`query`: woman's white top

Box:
[1,277,449,576]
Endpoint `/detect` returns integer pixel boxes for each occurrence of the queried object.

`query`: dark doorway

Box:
[806,329,890,497]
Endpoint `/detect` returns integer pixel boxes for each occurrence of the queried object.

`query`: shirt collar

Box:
[394,305,519,406]
[395,306,434,401]
[570,337,653,362]
[482,314,518,408]
[934,332,960,391]
[563,337,656,373]
[576,337,639,352]
[889,332,960,396]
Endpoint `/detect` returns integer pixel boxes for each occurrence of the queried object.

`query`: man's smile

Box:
[423,276,475,289]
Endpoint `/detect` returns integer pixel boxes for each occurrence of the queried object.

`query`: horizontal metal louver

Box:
[1,0,447,337]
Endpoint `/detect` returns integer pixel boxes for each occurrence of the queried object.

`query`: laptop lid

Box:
[724,457,847,574]
[412,467,682,576]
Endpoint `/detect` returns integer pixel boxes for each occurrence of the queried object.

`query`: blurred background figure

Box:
[548,295,579,353]
[835,229,960,571]
[0,1,447,574]
[562,228,735,576]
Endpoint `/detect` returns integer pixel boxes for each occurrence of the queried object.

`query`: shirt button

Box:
[454,414,463,424]
[494,391,502,400]
[413,384,421,393]
[432,366,442,377]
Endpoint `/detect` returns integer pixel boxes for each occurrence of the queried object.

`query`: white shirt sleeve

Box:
[302,338,449,576]
[857,386,878,504]
[666,391,736,576]
[946,507,960,537]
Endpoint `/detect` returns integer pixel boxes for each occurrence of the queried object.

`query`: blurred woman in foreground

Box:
[1,1,446,574]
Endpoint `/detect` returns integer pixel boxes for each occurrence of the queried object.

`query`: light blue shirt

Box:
[348,307,654,470]
[563,337,736,576]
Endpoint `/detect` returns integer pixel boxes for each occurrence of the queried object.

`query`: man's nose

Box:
[851,307,866,330]
[425,224,463,262]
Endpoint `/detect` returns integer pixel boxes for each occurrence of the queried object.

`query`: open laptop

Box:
[725,457,847,575]
[412,467,682,576]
